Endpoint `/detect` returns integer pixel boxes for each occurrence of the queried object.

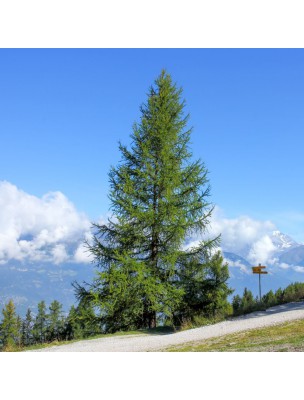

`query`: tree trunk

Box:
[148,311,157,329]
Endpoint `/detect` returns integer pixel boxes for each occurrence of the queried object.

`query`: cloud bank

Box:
[0,181,299,270]
[186,206,280,266]
[0,181,93,265]
[209,207,277,261]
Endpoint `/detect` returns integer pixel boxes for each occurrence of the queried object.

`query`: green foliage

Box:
[47,300,65,342]
[174,251,233,325]
[275,287,284,303]
[65,305,82,340]
[0,281,303,351]
[241,288,256,312]
[0,298,101,350]
[0,300,20,350]
[281,282,304,303]
[21,308,34,346]
[32,301,48,344]
[74,70,230,332]
[232,282,304,316]
[262,290,277,308]
[232,294,242,314]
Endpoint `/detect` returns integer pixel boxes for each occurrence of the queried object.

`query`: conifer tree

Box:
[32,301,48,344]
[232,294,242,315]
[22,308,34,347]
[75,70,230,331]
[176,251,233,323]
[65,301,99,339]
[241,288,255,313]
[65,305,82,340]
[16,315,23,347]
[47,300,64,342]
[0,300,19,350]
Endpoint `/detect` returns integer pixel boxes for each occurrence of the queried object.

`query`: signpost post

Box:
[252,263,268,302]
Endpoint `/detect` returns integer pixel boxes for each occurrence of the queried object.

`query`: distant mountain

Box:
[223,251,299,298]
[279,245,304,266]
[271,230,299,251]
[224,230,304,298]
[223,252,251,268]
[0,261,95,316]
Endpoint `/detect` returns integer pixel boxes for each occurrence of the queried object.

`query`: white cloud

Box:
[209,207,279,265]
[277,263,304,273]
[209,207,276,257]
[52,244,69,265]
[247,235,277,265]
[0,181,92,265]
[293,266,304,273]
[0,182,297,270]
[74,235,94,264]
[224,259,251,275]
[278,263,291,270]
[185,206,279,265]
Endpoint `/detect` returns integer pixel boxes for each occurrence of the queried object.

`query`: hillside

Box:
[28,301,304,352]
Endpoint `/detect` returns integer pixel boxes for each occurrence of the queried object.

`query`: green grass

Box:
[8,318,304,352]
[165,319,304,352]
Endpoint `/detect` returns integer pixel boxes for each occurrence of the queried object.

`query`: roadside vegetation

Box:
[232,282,304,316]
[166,319,304,352]
[1,281,304,352]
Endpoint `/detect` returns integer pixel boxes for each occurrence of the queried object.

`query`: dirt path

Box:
[29,301,304,352]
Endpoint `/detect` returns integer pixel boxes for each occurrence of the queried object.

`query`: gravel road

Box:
[30,301,304,352]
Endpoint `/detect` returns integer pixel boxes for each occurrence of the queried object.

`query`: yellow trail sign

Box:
[252,267,263,273]
[252,264,268,301]
[252,269,268,274]
[252,265,267,273]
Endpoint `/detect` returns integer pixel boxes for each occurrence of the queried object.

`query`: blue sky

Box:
[1,49,304,244]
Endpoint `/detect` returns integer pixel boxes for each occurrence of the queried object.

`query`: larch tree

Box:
[48,300,64,342]
[21,308,34,346]
[32,300,48,344]
[75,70,231,331]
[0,300,19,350]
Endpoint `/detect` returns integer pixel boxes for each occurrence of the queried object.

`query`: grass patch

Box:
[166,319,304,352]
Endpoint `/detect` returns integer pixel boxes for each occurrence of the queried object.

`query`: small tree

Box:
[66,300,100,338]
[262,290,277,308]
[32,301,48,344]
[47,300,64,342]
[65,305,82,340]
[21,308,34,347]
[241,288,256,313]
[283,282,304,303]
[232,294,242,315]
[174,251,233,323]
[275,287,284,304]
[0,300,19,350]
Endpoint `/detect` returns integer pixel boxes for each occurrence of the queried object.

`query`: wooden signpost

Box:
[252,263,268,302]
